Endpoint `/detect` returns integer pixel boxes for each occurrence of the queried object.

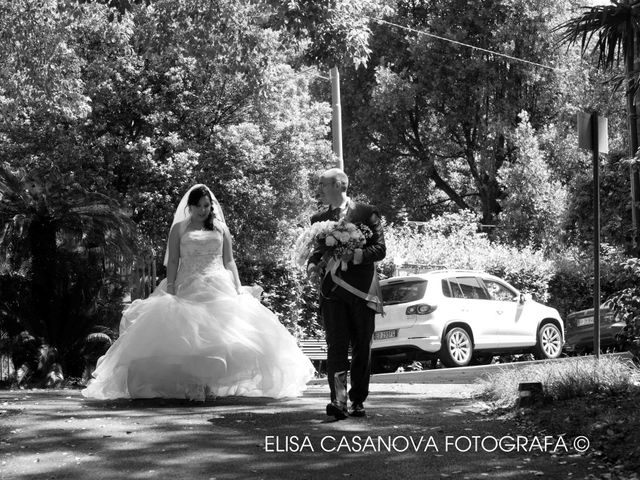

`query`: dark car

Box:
[563,306,625,355]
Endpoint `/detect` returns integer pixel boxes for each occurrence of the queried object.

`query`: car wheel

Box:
[534,322,562,360]
[440,327,473,367]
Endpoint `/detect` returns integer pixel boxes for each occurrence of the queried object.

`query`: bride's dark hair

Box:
[186,186,216,231]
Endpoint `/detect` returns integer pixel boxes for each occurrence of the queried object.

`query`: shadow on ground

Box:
[0,385,609,480]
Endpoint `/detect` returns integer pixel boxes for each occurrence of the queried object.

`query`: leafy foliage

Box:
[547,243,626,319]
[0,0,339,380]
[237,259,323,339]
[556,1,640,80]
[563,151,634,249]
[268,0,387,69]
[382,211,554,301]
[606,257,640,361]
[1,0,639,381]
[340,0,581,227]
[0,163,133,376]
[556,0,640,253]
[497,111,568,250]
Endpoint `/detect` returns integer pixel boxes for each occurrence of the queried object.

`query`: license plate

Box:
[374,329,398,340]
[576,318,594,327]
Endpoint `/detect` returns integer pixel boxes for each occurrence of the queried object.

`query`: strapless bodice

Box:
[178,229,225,276]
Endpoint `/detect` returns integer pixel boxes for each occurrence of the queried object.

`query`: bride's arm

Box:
[165,223,181,295]
[221,224,242,294]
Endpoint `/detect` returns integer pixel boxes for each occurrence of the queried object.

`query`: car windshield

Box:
[381,280,428,305]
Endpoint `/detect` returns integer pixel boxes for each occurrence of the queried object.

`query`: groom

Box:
[307,168,386,419]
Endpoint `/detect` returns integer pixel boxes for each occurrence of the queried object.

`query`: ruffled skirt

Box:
[82,266,315,400]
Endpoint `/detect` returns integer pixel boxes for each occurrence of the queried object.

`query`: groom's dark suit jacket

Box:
[309,200,386,299]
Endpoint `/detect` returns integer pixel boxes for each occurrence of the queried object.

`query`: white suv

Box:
[372,269,564,370]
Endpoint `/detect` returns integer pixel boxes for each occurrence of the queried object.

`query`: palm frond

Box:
[0,161,138,260]
[0,163,30,218]
[555,2,640,70]
[60,202,137,256]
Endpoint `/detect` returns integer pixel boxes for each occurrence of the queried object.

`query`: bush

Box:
[381,211,554,301]
[0,251,128,383]
[546,244,625,320]
[480,356,639,407]
[606,257,640,361]
[0,263,35,342]
[237,259,323,339]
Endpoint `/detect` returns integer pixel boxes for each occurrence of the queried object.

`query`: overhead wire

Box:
[268,15,566,82]
[367,16,565,73]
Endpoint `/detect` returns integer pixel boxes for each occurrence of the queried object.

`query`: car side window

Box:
[455,277,490,300]
[441,279,452,298]
[443,278,465,298]
[483,279,518,302]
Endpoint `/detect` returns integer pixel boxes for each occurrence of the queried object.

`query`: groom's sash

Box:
[325,258,384,315]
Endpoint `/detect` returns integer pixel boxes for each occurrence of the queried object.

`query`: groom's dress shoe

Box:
[349,402,366,417]
[326,401,348,420]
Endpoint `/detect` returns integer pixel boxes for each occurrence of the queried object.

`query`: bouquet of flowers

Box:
[292,220,337,267]
[293,219,373,271]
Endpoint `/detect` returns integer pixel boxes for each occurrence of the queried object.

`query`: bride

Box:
[82,184,315,401]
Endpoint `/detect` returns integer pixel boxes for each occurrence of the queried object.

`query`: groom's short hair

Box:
[322,168,349,192]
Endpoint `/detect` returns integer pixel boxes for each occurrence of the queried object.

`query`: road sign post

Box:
[578,111,608,359]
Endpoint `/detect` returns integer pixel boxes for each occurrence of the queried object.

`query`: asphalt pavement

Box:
[0,376,610,480]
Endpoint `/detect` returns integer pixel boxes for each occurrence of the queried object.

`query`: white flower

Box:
[336,231,351,243]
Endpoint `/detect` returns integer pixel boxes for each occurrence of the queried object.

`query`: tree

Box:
[497,111,568,250]
[0,163,136,374]
[267,0,386,69]
[1,0,336,262]
[557,0,640,254]
[115,0,333,260]
[563,151,634,248]
[339,0,577,225]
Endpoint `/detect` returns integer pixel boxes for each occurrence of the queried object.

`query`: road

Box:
[0,357,620,480]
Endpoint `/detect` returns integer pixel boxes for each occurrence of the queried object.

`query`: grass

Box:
[478,355,640,407]
[478,355,640,475]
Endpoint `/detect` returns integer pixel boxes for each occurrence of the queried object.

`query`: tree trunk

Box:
[627,37,640,255]
[28,215,58,343]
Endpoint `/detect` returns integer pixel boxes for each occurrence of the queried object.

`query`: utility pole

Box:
[330,67,343,170]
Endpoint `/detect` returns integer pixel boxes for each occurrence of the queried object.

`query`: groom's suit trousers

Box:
[321,286,376,404]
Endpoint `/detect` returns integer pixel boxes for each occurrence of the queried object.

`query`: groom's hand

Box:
[341,251,354,265]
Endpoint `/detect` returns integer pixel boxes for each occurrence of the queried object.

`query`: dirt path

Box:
[0,384,610,480]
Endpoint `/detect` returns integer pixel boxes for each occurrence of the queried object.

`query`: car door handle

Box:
[496,310,503,315]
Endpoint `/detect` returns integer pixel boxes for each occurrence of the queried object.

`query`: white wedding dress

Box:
[82,228,315,400]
